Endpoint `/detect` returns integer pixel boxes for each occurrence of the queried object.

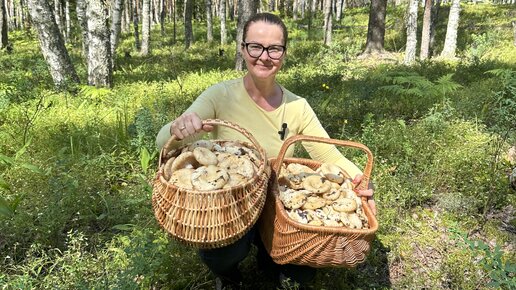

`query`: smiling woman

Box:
[155,12,376,289]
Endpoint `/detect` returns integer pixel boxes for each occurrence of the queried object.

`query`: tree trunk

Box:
[362,0,387,55]
[87,0,112,87]
[429,0,440,57]
[220,0,227,45]
[54,0,63,37]
[160,0,165,35]
[420,0,432,60]
[141,0,151,55]
[184,0,193,48]
[335,0,343,22]
[323,0,332,45]
[1,0,8,49]
[206,0,213,42]
[235,0,257,71]
[512,20,516,47]
[440,0,460,59]
[404,0,418,64]
[134,0,141,50]
[111,0,124,64]
[64,0,70,41]
[76,0,88,58]
[27,0,79,87]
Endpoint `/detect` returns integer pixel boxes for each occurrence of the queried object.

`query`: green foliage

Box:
[450,228,516,289]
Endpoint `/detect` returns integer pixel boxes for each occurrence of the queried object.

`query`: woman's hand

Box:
[170,112,214,139]
[352,174,377,216]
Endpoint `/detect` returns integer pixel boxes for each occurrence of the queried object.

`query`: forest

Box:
[0,0,515,288]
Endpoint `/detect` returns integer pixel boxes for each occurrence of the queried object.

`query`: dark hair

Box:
[243,13,288,47]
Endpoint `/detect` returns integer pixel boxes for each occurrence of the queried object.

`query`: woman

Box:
[156,13,376,288]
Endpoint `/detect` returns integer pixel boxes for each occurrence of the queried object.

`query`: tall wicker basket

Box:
[152,119,270,249]
[258,135,378,268]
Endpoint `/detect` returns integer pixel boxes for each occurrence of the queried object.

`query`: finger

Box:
[203,124,214,132]
[368,199,377,216]
[192,116,203,132]
[356,188,374,197]
[352,174,362,185]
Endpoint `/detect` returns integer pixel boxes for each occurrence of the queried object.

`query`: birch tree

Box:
[76,0,88,57]
[87,0,112,87]
[184,0,193,48]
[220,0,227,45]
[111,0,124,62]
[27,0,79,87]
[323,0,332,45]
[141,0,151,55]
[440,0,460,59]
[206,0,213,42]
[404,0,418,64]
[235,0,258,71]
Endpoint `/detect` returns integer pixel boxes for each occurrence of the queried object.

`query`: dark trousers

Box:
[198,226,316,284]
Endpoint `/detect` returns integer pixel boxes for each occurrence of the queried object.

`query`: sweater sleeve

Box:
[155,84,223,149]
[299,100,363,178]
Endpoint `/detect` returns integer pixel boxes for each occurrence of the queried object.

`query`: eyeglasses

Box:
[242,42,286,60]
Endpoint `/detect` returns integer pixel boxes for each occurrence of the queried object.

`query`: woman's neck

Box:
[243,74,283,111]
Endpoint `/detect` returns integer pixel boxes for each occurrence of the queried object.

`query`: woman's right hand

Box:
[169,112,214,139]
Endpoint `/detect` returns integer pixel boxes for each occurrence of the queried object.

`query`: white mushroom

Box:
[192,147,218,166]
[332,198,358,213]
[302,175,332,194]
[169,168,194,189]
[191,165,229,190]
[170,152,200,172]
[317,163,347,184]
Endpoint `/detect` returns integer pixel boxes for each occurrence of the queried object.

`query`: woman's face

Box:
[242,21,286,81]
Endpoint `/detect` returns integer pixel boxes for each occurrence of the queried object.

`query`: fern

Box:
[377,71,462,99]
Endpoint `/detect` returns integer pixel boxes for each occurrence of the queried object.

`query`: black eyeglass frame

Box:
[241,42,287,60]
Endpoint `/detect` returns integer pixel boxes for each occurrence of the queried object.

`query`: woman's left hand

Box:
[352,174,377,216]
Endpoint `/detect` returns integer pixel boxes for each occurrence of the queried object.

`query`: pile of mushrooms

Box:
[277,162,369,229]
[162,140,260,190]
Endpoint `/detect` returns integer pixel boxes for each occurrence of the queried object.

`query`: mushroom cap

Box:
[188,140,214,151]
[301,196,327,210]
[348,213,363,229]
[322,186,341,201]
[279,189,308,210]
[193,147,218,166]
[318,163,346,184]
[163,157,176,180]
[223,173,247,188]
[302,175,332,194]
[287,209,310,224]
[170,152,200,172]
[218,155,255,179]
[332,198,358,213]
[286,163,316,175]
[191,165,230,191]
[169,168,194,189]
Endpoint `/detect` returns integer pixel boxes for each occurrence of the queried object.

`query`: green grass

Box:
[1,3,515,289]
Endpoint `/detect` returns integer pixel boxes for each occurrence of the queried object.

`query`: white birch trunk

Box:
[220,0,227,45]
[87,0,112,87]
[440,0,460,59]
[141,0,151,55]
[27,0,79,87]
[323,0,332,45]
[404,0,418,64]
[206,0,213,42]
[76,0,88,58]
[111,0,124,62]
[235,0,257,71]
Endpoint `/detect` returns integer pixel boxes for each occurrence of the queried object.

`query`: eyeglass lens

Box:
[245,43,285,60]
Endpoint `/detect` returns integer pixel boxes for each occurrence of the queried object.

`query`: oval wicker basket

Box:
[152,119,270,249]
[258,135,378,268]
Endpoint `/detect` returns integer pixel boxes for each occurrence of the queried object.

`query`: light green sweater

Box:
[156,78,362,178]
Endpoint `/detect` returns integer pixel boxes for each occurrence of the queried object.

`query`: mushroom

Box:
[191,165,230,190]
[163,157,176,180]
[302,175,332,194]
[218,155,255,179]
[170,152,200,172]
[348,213,363,229]
[332,198,358,213]
[188,140,214,151]
[279,188,308,210]
[192,147,218,166]
[169,168,194,189]
[223,173,247,188]
[301,196,327,210]
[317,163,347,184]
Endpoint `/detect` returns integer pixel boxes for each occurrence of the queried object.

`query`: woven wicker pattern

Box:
[258,135,378,268]
[152,119,270,249]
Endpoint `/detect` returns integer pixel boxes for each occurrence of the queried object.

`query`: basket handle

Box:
[159,119,267,168]
[273,135,374,191]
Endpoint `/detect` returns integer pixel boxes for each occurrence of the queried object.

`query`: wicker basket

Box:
[152,119,270,249]
[258,135,378,268]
